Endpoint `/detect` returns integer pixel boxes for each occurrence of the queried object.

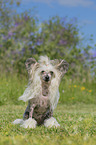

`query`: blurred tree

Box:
[0,0,95,80]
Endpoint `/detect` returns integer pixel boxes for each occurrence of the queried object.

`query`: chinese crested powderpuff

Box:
[13,56,69,128]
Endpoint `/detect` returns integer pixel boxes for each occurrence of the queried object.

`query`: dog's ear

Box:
[56,60,69,75]
[25,58,37,70]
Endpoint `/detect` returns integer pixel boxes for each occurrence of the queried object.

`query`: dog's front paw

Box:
[20,118,37,128]
[12,119,24,124]
[44,117,60,128]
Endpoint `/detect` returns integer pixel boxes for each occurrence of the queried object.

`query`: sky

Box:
[17,0,96,47]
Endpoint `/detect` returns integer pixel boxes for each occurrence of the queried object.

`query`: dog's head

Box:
[19,56,69,107]
[25,56,69,82]
[25,56,69,84]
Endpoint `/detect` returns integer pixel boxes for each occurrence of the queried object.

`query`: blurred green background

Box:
[0,0,96,105]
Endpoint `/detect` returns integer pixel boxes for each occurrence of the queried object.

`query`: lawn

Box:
[0,104,96,145]
[0,74,96,145]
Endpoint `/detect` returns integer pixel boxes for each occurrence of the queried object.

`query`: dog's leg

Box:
[23,105,29,120]
[29,104,35,118]
[21,104,37,129]
[44,117,60,128]
[23,102,35,119]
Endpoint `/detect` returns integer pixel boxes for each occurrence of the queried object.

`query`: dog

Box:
[13,56,69,128]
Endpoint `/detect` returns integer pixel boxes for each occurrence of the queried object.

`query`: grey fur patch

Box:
[23,97,53,125]
[25,58,37,70]
[56,60,69,75]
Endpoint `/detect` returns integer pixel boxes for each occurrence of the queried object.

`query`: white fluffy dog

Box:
[13,56,69,128]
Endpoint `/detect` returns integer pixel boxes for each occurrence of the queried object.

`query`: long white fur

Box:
[13,56,62,128]
[19,56,61,110]
[44,117,60,128]
[12,118,37,128]
[12,119,24,124]
[20,118,37,128]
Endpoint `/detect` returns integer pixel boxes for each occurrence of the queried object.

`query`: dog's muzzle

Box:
[44,75,50,82]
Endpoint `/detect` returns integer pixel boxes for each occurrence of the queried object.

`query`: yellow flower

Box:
[74,85,77,88]
[72,97,74,99]
[89,90,92,93]
[81,87,85,91]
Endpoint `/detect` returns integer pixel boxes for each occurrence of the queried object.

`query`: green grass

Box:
[0,74,96,145]
[0,74,96,105]
[0,74,27,105]
[59,77,96,104]
[0,104,96,145]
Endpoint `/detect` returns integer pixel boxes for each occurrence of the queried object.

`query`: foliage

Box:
[0,0,96,78]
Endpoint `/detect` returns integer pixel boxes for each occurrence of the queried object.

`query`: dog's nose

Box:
[45,75,49,82]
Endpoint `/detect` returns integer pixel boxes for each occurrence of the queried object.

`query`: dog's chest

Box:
[30,97,52,124]
[30,97,50,113]
[42,82,50,96]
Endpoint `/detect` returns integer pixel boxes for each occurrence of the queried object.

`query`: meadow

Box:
[0,74,96,145]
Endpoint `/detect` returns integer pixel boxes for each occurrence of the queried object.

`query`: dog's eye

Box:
[41,70,45,74]
[50,71,53,75]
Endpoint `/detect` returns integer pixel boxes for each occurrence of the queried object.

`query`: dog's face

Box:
[25,56,69,83]
[40,70,54,83]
